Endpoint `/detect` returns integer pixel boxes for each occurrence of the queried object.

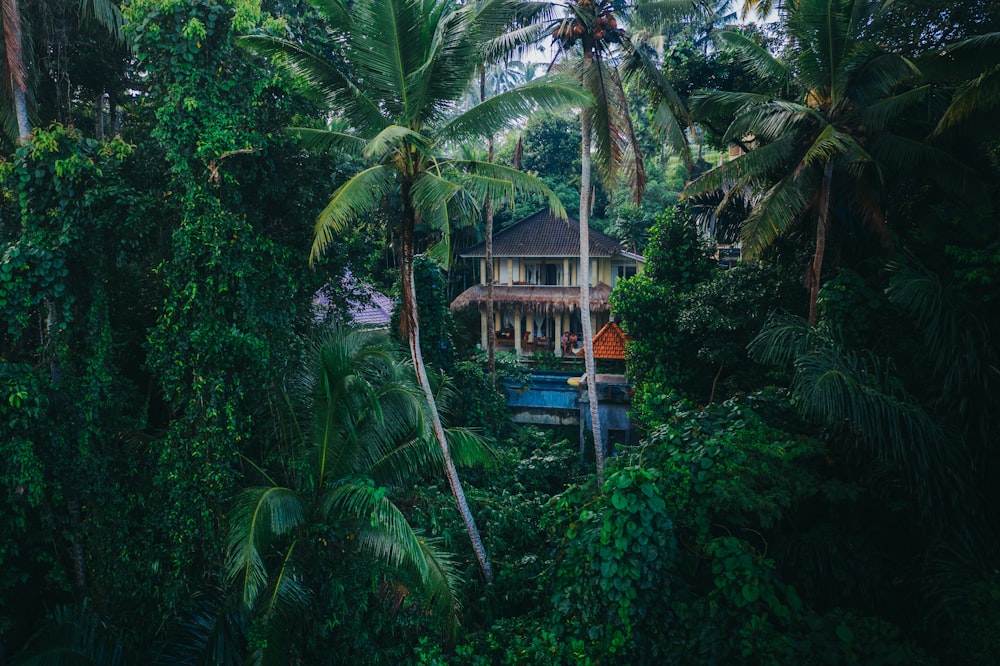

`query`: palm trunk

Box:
[485,197,496,379]
[95,91,105,141]
[578,77,605,486]
[3,0,30,143]
[481,68,497,379]
[400,202,493,582]
[809,162,833,326]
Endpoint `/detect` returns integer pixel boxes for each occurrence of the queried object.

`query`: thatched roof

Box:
[449,284,612,315]
[460,210,629,259]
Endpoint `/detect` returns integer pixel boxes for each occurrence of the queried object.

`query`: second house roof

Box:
[459,209,629,259]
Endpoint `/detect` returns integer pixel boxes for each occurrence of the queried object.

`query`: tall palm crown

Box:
[542,0,697,195]
[514,0,698,482]
[241,0,587,580]
[686,0,962,324]
[241,0,580,268]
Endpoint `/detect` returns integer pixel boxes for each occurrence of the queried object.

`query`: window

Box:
[613,263,637,286]
[524,263,542,285]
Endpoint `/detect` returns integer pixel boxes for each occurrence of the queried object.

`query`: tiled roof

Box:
[587,321,628,360]
[313,270,394,327]
[460,209,625,258]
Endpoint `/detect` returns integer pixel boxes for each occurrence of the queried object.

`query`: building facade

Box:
[449,210,643,356]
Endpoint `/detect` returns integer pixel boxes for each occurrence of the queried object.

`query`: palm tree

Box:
[685,0,973,325]
[1,0,125,143]
[226,326,494,658]
[536,0,699,483]
[2,0,29,141]
[241,0,587,581]
[736,0,790,21]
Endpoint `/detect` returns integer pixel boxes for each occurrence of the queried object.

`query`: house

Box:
[449,210,644,356]
[313,269,394,328]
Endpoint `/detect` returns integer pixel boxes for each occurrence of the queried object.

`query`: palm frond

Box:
[410,2,481,123]
[749,313,968,515]
[238,35,384,132]
[481,21,552,65]
[581,55,628,194]
[261,541,310,621]
[422,207,453,270]
[931,65,1000,139]
[11,601,125,666]
[411,170,464,220]
[747,313,815,369]
[305,0,349,26]
[689,89,772,123]
[684,132,800,197]
[154,591,246,666]
[800,124,855,169]
[225,486,305,608]
[888,262,1000,411]
[312,166,397,265]
[289,127,366,156]
[921,31,1000,80]
[715,29,792,87]
[736,0,777,21]
[312,327,416,483]
[860,84,930,133]
[619,32,694,166]
[347,0,429,122]
[440,75,589,143]
[457,160,567,218]
[78,0,126,45]
[322,480,426,575]
[728,99,817,144]
[847,53,922,108]
[739,167,815,257]
[866,132,983,200]
[631,0,704,26]
[444,427,497,468]
[363,125,426,160]
[417,538,463,639]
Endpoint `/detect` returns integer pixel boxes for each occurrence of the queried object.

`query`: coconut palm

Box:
[529,0,699,483]
[1,0,125,143]
[240,0,588,581]
[685,0,974,325]
[226,326,494,658]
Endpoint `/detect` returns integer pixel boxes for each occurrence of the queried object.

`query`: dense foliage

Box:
[1,0,998,663]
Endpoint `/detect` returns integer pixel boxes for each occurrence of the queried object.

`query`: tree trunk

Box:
[809,162,833,326]
[95,91,105,141]
[578,58,605,486]
[3,0,30,143]
[485,194,496,380]
[400,201,494,582]
[482,68,497,380]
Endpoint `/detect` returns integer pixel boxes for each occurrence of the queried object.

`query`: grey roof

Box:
[313,270,394,327]
[460,209,626,259]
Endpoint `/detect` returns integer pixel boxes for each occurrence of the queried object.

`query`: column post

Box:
[480,309,488,350]
[513,310,522,355]
[555,311,563,357]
